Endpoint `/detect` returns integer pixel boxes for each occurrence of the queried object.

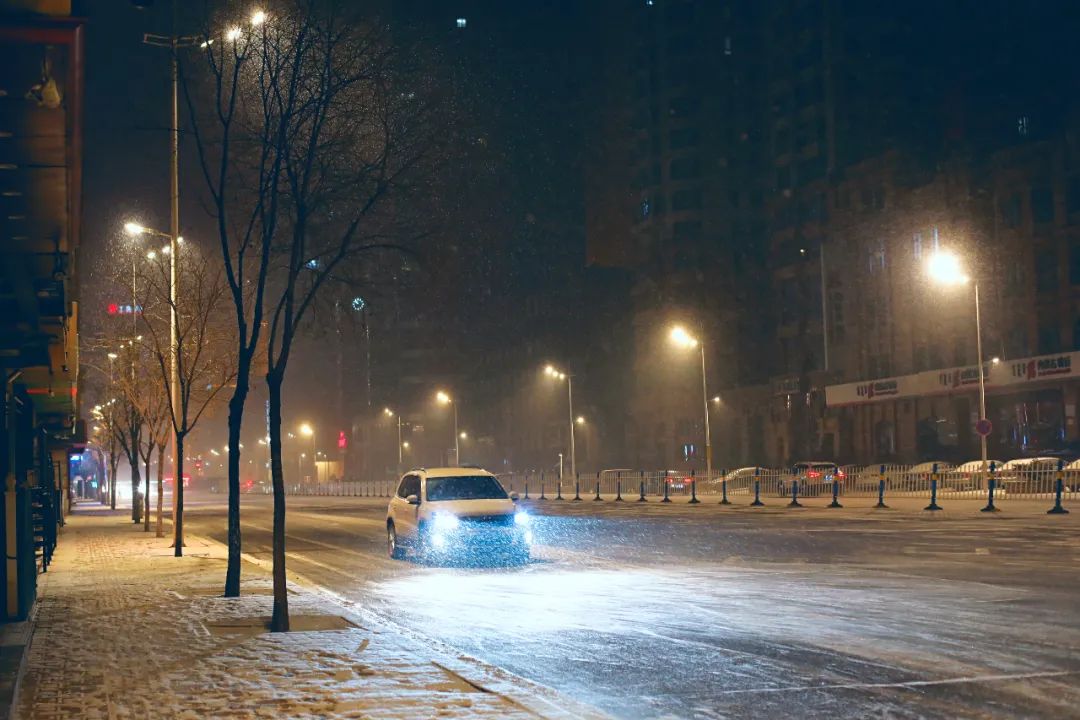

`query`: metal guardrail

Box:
[209,462,1077,512]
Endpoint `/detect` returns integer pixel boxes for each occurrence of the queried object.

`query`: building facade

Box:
[0,0,84,620]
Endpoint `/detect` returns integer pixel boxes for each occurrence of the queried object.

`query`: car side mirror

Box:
[405,494,420,505]
[509,492,519,502]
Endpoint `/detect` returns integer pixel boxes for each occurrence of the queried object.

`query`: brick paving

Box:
[17,507,549,720]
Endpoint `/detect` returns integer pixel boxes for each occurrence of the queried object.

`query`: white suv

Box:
[386,468,531,563]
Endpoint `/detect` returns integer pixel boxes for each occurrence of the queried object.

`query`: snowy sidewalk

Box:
[17,507,591,719]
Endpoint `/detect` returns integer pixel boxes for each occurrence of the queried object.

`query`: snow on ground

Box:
[17,506,594,720]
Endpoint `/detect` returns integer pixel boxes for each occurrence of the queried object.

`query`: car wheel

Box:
[387,523,404,560]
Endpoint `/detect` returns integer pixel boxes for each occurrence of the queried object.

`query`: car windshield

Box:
[426,475,508,501]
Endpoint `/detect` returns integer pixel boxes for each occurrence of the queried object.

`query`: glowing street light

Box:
[298,423,316,479]
[124,217,179,515]
[669,324,712,481]
[384,408,403,470]
[927,249,969,286]
[435,391,459,466]
[544,364,577,480]
[575,416,585,425]
[250,10,267,26]
[459,431,468,440]
[927,250,988,473]
[669,325,699,349]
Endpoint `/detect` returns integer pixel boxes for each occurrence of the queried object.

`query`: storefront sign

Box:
[825,350,1080,407]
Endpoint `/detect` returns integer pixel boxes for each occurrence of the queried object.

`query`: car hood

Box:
[424,498,517,517]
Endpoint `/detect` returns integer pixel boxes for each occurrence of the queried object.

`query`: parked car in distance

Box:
[662,470,692,490]
[783,461,843,496]
[949,460,1005,490]
[710,467,759,493]
[849,464,908,491]
[998,457,1058,493]
[1064,459,1080,491]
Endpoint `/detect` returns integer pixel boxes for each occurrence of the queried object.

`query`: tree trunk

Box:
[144,450,152,532]
[156,443,165,538]
[130,456,141,524]
[110,457,117,509]
[224,360,251,597]
[174,434,186,557]
[267,372,289,632]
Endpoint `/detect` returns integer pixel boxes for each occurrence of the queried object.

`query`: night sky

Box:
[78,0,594,463]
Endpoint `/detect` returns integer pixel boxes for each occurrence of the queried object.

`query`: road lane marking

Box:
[711,669,1080,695]
[242,520,388,563]
[284,551,360,579]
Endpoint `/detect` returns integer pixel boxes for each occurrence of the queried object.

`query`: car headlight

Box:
[514,510,530,526]
[432,513,460,531]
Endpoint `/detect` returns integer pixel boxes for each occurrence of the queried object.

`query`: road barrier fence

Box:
[222,461,1076,513]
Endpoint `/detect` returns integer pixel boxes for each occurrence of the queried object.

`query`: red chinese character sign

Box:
[337,430,347,450]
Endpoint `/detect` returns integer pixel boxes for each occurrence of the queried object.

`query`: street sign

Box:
[975,418,993,437]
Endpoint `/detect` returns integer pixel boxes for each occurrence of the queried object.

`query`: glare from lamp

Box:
[927,250,969,286]
[669,325,699,349]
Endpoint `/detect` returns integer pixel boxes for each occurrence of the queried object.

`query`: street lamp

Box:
[927,250,989,473]
[544,364,578,480]
[126,218,180,527]
[299,423,316,480]
[669,325,712,480]
[384,408,403,471]
[435,391,459,466]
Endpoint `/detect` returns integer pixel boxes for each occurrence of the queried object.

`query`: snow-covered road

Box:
[185,493,1080,718]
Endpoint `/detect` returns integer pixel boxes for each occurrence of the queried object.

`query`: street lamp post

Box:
[124,220,180,528]
[384,408,403,473]
[928,251,989,473]
[669,326,712,480]
[107,353,118,508]
[299,423,315,481]
[544,365,577,480]
[436,391,458,466]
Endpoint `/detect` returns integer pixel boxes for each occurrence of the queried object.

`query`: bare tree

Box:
[138,240,237,556]
[137,383,171,536]
[87,372,121,508]
[84,340,141,516]
[184,0,435,628]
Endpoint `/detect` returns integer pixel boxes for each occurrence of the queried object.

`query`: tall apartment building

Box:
[588,0,1080,469]
[583,0,772,471]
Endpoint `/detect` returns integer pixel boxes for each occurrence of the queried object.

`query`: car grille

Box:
[459,514,515,527]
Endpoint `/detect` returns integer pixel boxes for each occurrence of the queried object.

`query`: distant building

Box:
[585,1,1080,469]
